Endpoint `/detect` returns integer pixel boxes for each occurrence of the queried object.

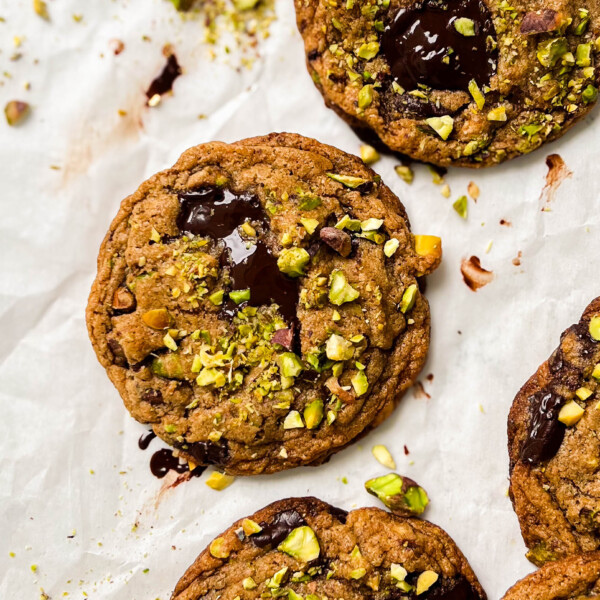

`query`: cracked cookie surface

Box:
[501,552,600,599]
[86,133,440,476]
[508,298,600,565]
[294,0,600,167]
[171,497,486,600]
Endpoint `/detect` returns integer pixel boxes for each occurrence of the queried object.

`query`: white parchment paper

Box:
[2,0,600,598]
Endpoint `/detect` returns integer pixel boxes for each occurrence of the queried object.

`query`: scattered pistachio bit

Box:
[33,0,49,19]
[537,37,568,67]
[196,368,226,387]
[326,334,354,361]
[372,444,396,469]
[277,247,310,277]
[335,214,362,230]
[391,564,408,582]
[267,567,289,588]
[327,172,369,188]
[30,564,38,573]
[425,115,454,140]
[467,181,480,200]
[164,423,177,434]
[142,308,173,330]
[558,401,585,426]
[576,43,592,66]
[279,352,304,378]
[205,472,235,491]
[351,370,368,396]
[358,85,374,109]
[304,399,324,429]
[278,526,320,562]
[300,218,319,235]
[357,41,380,59]
[487,106,507,121]
[365,473,430,516]
[468,79,485,110]
[384,238,400,257]
[243,577,258,590]
[591,364,600,380]
[392,80,405,94]
[395,165,414,183]
[440,184,451,198]
[453,196,468,219]
[360,144,380,165]
[329,270,360,305]
[582,84,598,104]
[4,100,30,126]
[400,284,418,313]
[576,387,593,401]
[230,289,251,304]
[416,571,439,595]
[283,410,305,429]
[414,235,442,257]
[209,537,230,558]
[361,218,383,231]
[241,221,256,237]
[454,17,475,36]
[589,316,600,340]
[208,290,224,306]
[350,568,367,579]
[163,332,178,351]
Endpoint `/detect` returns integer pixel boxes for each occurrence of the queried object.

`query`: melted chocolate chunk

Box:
[177,439,230,466]
[177,188,299,325]
[251,509,307,549]
[381,0,497,92]
[146,53,182,100]
[138,430,157,450]
[425,577,481,600]
[150,448,189,478]
[328,505,348,523]
[520,392,566,464]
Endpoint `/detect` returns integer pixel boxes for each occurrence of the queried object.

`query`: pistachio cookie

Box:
[501,552,600,600]
[86,133,441,476]
[171,496,486,600]
[294,0,600,167]
[508,298,600,565]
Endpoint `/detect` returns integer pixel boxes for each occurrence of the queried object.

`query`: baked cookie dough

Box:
[294,0,600,167]
[171,497,486,600]
[86,133,441,476]
[508,298,600,565]
[500,552,600,600]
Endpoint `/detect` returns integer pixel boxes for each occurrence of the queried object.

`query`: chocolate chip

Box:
[178,440,230,466]
[251,510,307,549]
[328,505,348,523]
[520,392,566,464]
[271,328,293,350]
[520,10,561,35]
[141,389,163,405]
[307,49,320,61]
[107,336,127,367]
[320,227,352,257]
[112,286,136,313]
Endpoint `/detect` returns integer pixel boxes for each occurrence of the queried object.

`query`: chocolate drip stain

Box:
[146,53,182,100]
[177,188,299,325]
[381,0,497,92]
[251,510,307,548]
[521,392,565,464]
[138,430,157,450]
[149,448,206,479]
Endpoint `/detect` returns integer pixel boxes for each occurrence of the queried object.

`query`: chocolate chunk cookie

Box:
[86,133,441,475]
[501,552,600,600]
[171,497,486,600]
[294,0,600,167]
[508,298,600,565]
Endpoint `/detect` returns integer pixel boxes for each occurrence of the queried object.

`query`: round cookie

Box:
[294,0,600,167]
[171,497,486,600]
[86,133,441,476]
[508,298,600,565]
[501,552,600,600]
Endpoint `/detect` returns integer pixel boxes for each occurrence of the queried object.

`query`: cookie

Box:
[508,298,600,565]
[171,496,486,600]
[294,0,600,167]
[500,552,600,600]
[86,133,441,476]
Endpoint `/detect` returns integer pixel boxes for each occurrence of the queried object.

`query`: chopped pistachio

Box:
[163,332,178,351]
[279,352,304,378]
[327,173,369,188]
[326,334,354,361]
[278,526,320,562]
[267,567,289,588]
[4,100,30,126]
[229,289,250,304]
[454,17,475,36]
[288,591,303,600]
[576,387,593,401]
[209,537,230,558]
[391,564,408,582]
[453,196,468,219]
[33,0,49,19]
[283,410,305,429]
[196,368,226,387]
[582,84,598,103]
[399,284,418,313]
[332,309,341,321]
[372,444,396,469]
[361,218,383,231]
[329,270,360,305]
[164,423,177,433]
[384,238,400,257]
[414,235,442,257]
[243,577,258,590]
[233,0,260,9]
[350,568,367,579]
[300,218,319,235]
[558,401,585,426]
[425,115,454,140]
[440,184,451,198]
[487,106,507,121]
[335,214,362,230]
[205,472,235,490]
[468,79,485,110]
[277,247,310,277]
[304,399,324,429]
[356,41,380,59]
[576,43,592,66]
[592,364,600,380]
[360,144,380,165]
[208,290,225,306]
[142,308,173,330]
[589,316,600,340]
[395,165,414,183]
[537,37,568,67]
[416,571,439,595]
[351,370,368,396]
[358,85,374,109]
[365,473,429,516]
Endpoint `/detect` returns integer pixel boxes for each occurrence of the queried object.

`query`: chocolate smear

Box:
[251,509,307,549]
[540,154,572,209]
[520,392,565,464]
[138,430,157,450]
[146,53,182,101]
[460,256,494,291]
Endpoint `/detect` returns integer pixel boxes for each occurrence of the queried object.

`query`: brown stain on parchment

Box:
[413,381,431,400]
[461,256,494,291]
[540,154,572,208]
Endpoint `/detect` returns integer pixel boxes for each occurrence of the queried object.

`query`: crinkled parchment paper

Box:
[1,1,600,598]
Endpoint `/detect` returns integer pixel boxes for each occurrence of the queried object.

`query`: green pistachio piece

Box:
[229,289,250,304]
[400,284,418,313]
[335,214,362,230]
[279,352,304,378]
[243,577,258,590]
[233,0,260,9]
[468,79,485,110]
[298,193,322,210]
[365,473,429,516]
[300,218,319,235]
[454,17,475,36]
[208,290,225,305]
[350,568,367,579]
[425,115,454,140]
[526,542,559,566]
[576,43,592,66]
[487,106,507,121]
[592,363,600,380]
[392,81,405,94]
[520,123,543,138]
[356,41,380,59]
[163,332,178,351]
[395,165,414,183]
[397,580,414,593]
[453,196,468,219]
[283,410,305,429]
[384,238,400,257]
[267,567,289,588]
[589,316,600,340]
[582,84,598,103]
[361,218,383,231]
[326,334,354,361]
[417,571,439,595]
[329,270,360,305]
[288,591,304,600]
[196,368,226,387]
[358,84,374,109]
[574,9,590,35]
[360,144,380,165]
[391,563,408,582]
[327,173,369,188]
[304,399,324,429]
[151,354,185,379]
[278,526,320,562]
[277,247,310,277]
[537,37,568,67]
[242,519,263,535]
[351,370,368,396]
[4,100,30,126]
